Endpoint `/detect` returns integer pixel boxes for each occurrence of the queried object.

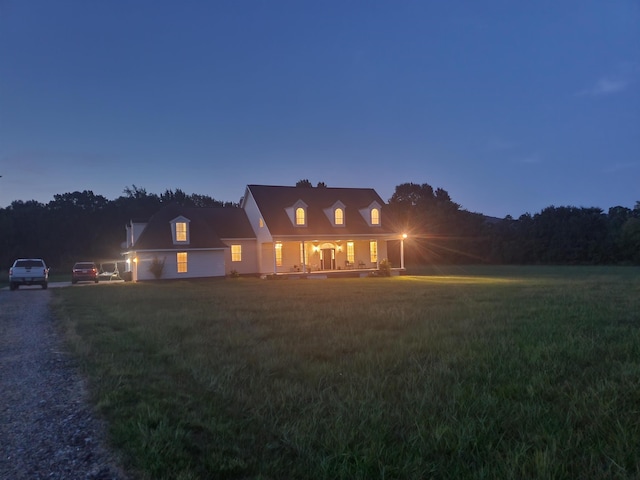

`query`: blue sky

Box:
[1,1,638,217]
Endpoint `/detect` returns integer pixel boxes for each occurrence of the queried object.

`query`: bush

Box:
[149,256,166,279]
[378,258,392,277]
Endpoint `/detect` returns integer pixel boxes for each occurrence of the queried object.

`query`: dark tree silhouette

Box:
[295,179,313,188]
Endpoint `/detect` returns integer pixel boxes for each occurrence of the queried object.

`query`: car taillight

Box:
[9,268,13,275]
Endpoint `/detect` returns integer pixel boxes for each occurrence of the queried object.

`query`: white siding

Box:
[222,239,258,275]
[133,250,226,281]
[243,188,272,243]
[260,243,275,274]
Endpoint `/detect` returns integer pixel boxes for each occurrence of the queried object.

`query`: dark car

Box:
[72,262,98,284]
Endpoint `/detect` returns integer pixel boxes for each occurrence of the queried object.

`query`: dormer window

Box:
[176,222,187,241]
[286,200,308,227]
[359,202,382,227]
[371,208,380,225]
[324,201,346,227]
[171,216,191,244]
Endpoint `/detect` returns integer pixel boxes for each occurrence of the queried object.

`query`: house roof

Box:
[246,185,398,237]
[132,204,255,251]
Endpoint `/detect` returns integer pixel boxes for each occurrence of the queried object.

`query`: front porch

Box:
[260,237,406,277]
[262,266,405,279]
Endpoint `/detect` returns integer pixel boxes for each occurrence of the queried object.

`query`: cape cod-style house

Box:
[123,184,406,281]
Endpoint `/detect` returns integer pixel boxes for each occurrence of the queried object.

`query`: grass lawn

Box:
[53,266,640,479]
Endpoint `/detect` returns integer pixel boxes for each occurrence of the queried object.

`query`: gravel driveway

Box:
[0,287,128,479]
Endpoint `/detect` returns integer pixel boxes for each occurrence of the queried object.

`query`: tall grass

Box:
[53,267,640,479]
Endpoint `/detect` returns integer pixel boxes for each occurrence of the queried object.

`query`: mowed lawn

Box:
[53,266,640,480]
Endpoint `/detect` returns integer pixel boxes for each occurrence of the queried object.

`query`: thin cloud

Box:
[577,77,630,96]
[517,153,542,165]
[602,161,639,173]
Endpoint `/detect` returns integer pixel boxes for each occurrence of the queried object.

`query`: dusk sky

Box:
[1,1,638,218]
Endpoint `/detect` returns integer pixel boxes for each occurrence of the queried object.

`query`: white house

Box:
[123,184,405,281]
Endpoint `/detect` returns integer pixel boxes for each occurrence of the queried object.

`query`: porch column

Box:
[273,241,277,274]
[133,256,138,282]
[400,233,407,270]
[301,241,307,273]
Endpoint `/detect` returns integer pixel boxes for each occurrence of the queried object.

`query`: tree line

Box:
[0,186,235,270]
[1,182,639,270]
[386,182,640,265]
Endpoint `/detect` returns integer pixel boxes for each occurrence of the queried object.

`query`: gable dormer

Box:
[323,201,346,227]
[170,216,191,244]
[285,200,308,227]
[359,201,382,227]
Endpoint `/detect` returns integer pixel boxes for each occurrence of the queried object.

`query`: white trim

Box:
[170,216,191,245]
[323,200,346,227]
[359,201,382,227]
[285,199,308,227]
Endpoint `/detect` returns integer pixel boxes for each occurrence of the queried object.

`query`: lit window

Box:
[369,241,378,263]
[335,208,344,225]
[177,252,188,273]
[371,208,380,225]
[275,242,283,266]
[259,218,264,228]
[295,207,305,225]
[347,242,354,263]
[176,222,187,241]
[231,245,242,262]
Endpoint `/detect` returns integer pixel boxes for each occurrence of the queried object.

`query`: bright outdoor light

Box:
[402,233,408,239]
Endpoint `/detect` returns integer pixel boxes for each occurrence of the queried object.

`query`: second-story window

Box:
[176,222,187,242]
[171,217,191,244]
[371,208,380,225]
[295,207,306,226]
[335,208,344,225]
